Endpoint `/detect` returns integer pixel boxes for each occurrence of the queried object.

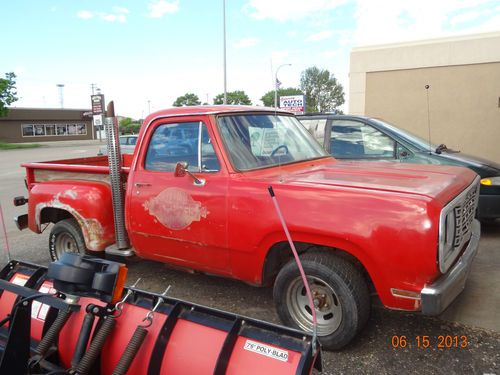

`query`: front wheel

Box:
[49,218,88,261]
[273,251,370,350]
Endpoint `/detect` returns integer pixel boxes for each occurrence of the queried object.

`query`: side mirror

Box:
[174,161,188,177]
[174,161,205,186]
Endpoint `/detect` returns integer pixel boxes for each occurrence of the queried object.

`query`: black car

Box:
[297,113,500,221]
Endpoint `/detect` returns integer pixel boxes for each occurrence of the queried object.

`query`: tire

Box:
[49,218,88,261]
[273,251,370,350]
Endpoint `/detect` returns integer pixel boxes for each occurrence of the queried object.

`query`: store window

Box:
[21,123,87,137]
[22,125,34,136]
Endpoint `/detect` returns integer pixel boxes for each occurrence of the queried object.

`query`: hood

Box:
[258,160,478,206]
[438,151,500,174]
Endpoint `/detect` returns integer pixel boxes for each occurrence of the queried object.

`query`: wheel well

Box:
[262,242,374,291]
[40,207,73,225]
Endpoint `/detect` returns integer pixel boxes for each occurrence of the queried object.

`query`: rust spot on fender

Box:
[143,187,208,230]
[35,190,108,250]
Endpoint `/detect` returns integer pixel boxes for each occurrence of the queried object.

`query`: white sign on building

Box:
[279,95,305,114]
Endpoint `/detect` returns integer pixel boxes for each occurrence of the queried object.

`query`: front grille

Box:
[439,176,480,273]
[452,183,478,249]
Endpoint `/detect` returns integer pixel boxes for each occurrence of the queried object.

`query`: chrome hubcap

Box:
[55,233,78,258]
[286,276,342,335]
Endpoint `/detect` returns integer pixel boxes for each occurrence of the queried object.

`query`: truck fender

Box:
[28,181,116,251]
[258,231,382,293]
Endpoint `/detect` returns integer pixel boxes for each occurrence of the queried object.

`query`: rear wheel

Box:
[49,218,87,261]
[273,251,370,350]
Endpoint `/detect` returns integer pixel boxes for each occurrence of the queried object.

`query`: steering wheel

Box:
[270,144,289,157]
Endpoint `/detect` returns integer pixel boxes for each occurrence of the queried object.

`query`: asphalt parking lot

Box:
[0,141,499,374]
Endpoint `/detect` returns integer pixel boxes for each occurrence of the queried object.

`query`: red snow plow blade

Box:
[0,255,321,374]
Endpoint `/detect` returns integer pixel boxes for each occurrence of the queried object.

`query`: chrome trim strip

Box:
[131,107,291,172]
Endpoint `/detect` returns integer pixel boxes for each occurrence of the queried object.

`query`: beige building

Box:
[0,108,94,143]
[349,31,500,163]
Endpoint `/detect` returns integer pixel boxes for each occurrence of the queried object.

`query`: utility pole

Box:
[90,83,97,95]
[223,0,227,104]
[57,84,65,109]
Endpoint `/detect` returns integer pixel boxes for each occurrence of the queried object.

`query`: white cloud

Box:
[77,10,93,20]
[450,10,482,26]
[235,37,259,48]
[305,30,334,42]
[322,50,342,58]
[351,0,500,46]
[100,13,127,23]
[113,6,130,14]
[148,0,179,18]
[244,0,347,22]
[271,50,291,64]
[77,7,129,22]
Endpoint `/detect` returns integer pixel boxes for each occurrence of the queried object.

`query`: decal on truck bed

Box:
[143,187,208,230]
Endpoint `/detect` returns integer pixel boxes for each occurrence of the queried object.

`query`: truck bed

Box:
[21,155,133,184]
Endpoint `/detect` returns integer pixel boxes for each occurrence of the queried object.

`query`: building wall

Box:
[349,31,500,163]
[0,108,94,143]
[364,62,500,163]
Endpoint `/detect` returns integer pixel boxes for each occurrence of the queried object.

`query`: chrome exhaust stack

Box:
[105,101,133,255]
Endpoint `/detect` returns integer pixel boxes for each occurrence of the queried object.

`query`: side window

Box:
[145,122,220,172]
[129,137,137,146]
[298,119,327,145]
[330,120,395,159]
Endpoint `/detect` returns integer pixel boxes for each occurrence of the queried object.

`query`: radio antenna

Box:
[268,186,318,354]
[425,84,432,154]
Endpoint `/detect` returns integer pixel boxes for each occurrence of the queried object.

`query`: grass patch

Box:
[0,142,41,150]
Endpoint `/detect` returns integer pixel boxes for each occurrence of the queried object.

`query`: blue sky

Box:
[2,0,499,118]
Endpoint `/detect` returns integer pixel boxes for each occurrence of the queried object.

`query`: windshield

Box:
[217,114,328,171]
[371,118,438,151]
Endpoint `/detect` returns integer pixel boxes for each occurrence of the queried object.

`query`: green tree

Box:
[213,90,252,105]
[260,87,304,107]
[173,93,201,107]
[119,117,141,134]
[300,67,344,113]
[0,72,18,117]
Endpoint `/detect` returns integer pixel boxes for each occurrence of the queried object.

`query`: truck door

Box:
[127,118,229,274]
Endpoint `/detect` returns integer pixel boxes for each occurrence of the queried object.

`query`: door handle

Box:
[134,182,152,188]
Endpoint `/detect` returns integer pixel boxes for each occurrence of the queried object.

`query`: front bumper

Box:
[421,219,480,315]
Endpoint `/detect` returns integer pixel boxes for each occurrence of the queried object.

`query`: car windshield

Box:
[371,118,438,151]
[217,113,328,171]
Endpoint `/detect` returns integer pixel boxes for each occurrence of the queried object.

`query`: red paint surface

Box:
[20,106,478,312]
[0,272,313,374]
[159,319,228,375]
[100,303,167,374]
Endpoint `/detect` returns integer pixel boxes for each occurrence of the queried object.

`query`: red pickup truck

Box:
[15,106,481,350]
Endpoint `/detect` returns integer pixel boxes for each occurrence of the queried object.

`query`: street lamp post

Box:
[223,0,227,104]
[56,84,65,109]
[274,64,291,109]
